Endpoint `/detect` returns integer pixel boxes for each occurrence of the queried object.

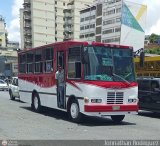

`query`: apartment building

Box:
[20,0,55,49]
[80,0,147,51]
[0,16,7,47]
[20,0,93,49]
[64,0,93,40]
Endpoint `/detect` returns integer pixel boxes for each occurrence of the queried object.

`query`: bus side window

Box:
[68,47,81,79]
[44,47,53,73]
[35,49,43,73]
[27,51,34,73]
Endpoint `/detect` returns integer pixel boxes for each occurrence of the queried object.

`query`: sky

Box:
[0,0,160,43]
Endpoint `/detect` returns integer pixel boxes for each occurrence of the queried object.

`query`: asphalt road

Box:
[0,91,160,140]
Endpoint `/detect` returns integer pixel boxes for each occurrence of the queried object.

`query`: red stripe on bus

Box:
[84,104,139,112]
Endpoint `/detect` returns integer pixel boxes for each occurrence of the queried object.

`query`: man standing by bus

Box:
[55,64,65,108]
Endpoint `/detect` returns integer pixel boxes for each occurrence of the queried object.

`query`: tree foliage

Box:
[145,48,160,55]
[149,33,160,43]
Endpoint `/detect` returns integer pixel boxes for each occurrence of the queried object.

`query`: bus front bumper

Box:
[84,104,138,113]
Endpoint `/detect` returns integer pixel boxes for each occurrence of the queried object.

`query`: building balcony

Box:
[24,0,31,5]
[64,12,72,17]
[24,38,32,43]
[64,27,72,32]
[24,30,32,36]
[24,27,31,31]
[24,15,31,20]
[24,43,32,49]
[24,7,31,13]
[24,23,31,28]
[64,20,72,25]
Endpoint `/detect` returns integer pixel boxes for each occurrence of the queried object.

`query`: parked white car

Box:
[0,79,8,91]
[8,77,20,100]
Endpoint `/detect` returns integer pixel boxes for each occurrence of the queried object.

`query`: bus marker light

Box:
[84,97,89,103]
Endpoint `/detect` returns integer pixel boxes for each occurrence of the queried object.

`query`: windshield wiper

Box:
[112,73,131,86]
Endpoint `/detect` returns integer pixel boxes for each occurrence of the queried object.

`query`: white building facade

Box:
[20,0,93,49]
[80,0,147,51]
[0,16,7,47]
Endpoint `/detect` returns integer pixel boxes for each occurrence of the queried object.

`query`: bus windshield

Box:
[83,46,136,82]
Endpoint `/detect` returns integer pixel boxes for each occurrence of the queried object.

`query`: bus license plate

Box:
[112,105,120,111]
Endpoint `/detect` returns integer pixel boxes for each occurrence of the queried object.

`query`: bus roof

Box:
[18,40,133,54]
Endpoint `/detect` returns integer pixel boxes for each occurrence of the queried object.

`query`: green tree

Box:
[149,33,160,43]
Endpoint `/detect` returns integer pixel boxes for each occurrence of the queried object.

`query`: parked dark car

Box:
[137,77,160,113]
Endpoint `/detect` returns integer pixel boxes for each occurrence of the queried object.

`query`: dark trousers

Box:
[59,85,64,106]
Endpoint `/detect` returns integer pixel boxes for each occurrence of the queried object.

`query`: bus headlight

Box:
[133,99,138,103]
[91,99,102,103]
[128,99,138,103]
[128,99,133,103]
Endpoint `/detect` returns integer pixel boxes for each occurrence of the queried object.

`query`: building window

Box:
[102,28,114,34]
[90,24,95,28]
[85,25,90,29]
[80,18,84,22]
[116,0,121,2]
[102,37,120,43]
[80,26,84,30]
[80,35,84,38]
[103,19,115,25]
[55,1,57,5]
[115,27,121,32]
[63,2,65,6]
[116,17,121,22]
[85,34,89,38]
[108,0,115,4]
[89,33,95,37]
[116,7,121,13]
[103,8,115,16]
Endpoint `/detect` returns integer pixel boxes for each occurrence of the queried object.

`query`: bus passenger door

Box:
[57,51,66,109]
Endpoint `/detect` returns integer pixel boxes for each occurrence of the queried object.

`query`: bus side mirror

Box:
[140,51,145,67]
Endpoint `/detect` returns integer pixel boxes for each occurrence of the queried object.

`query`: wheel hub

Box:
[70,103,78,119]
[34,97,39,109]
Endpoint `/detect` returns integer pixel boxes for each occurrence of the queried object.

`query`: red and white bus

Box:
[18,41,138,123]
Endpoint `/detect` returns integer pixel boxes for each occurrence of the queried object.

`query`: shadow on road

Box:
[20,106,136,126]
[10,99,26,103]
[138,110,160,119]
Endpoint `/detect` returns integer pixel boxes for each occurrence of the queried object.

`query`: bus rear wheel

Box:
[32,93,42,113]
[68,100,82,123]
[111,115,125,123]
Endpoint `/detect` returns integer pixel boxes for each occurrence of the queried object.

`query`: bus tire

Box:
[111,115,125,123]
[68,99,82,123]
[32,92,42,113]
[9,90,15,100]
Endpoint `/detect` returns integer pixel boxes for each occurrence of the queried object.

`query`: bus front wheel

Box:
[111,115,125,123]
[32,93,42,113]
[68,100,82,123]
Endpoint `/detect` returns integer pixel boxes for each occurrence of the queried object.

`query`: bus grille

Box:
[107,92,124,104]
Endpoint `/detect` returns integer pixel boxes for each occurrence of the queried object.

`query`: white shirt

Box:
[55,69,65,86]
